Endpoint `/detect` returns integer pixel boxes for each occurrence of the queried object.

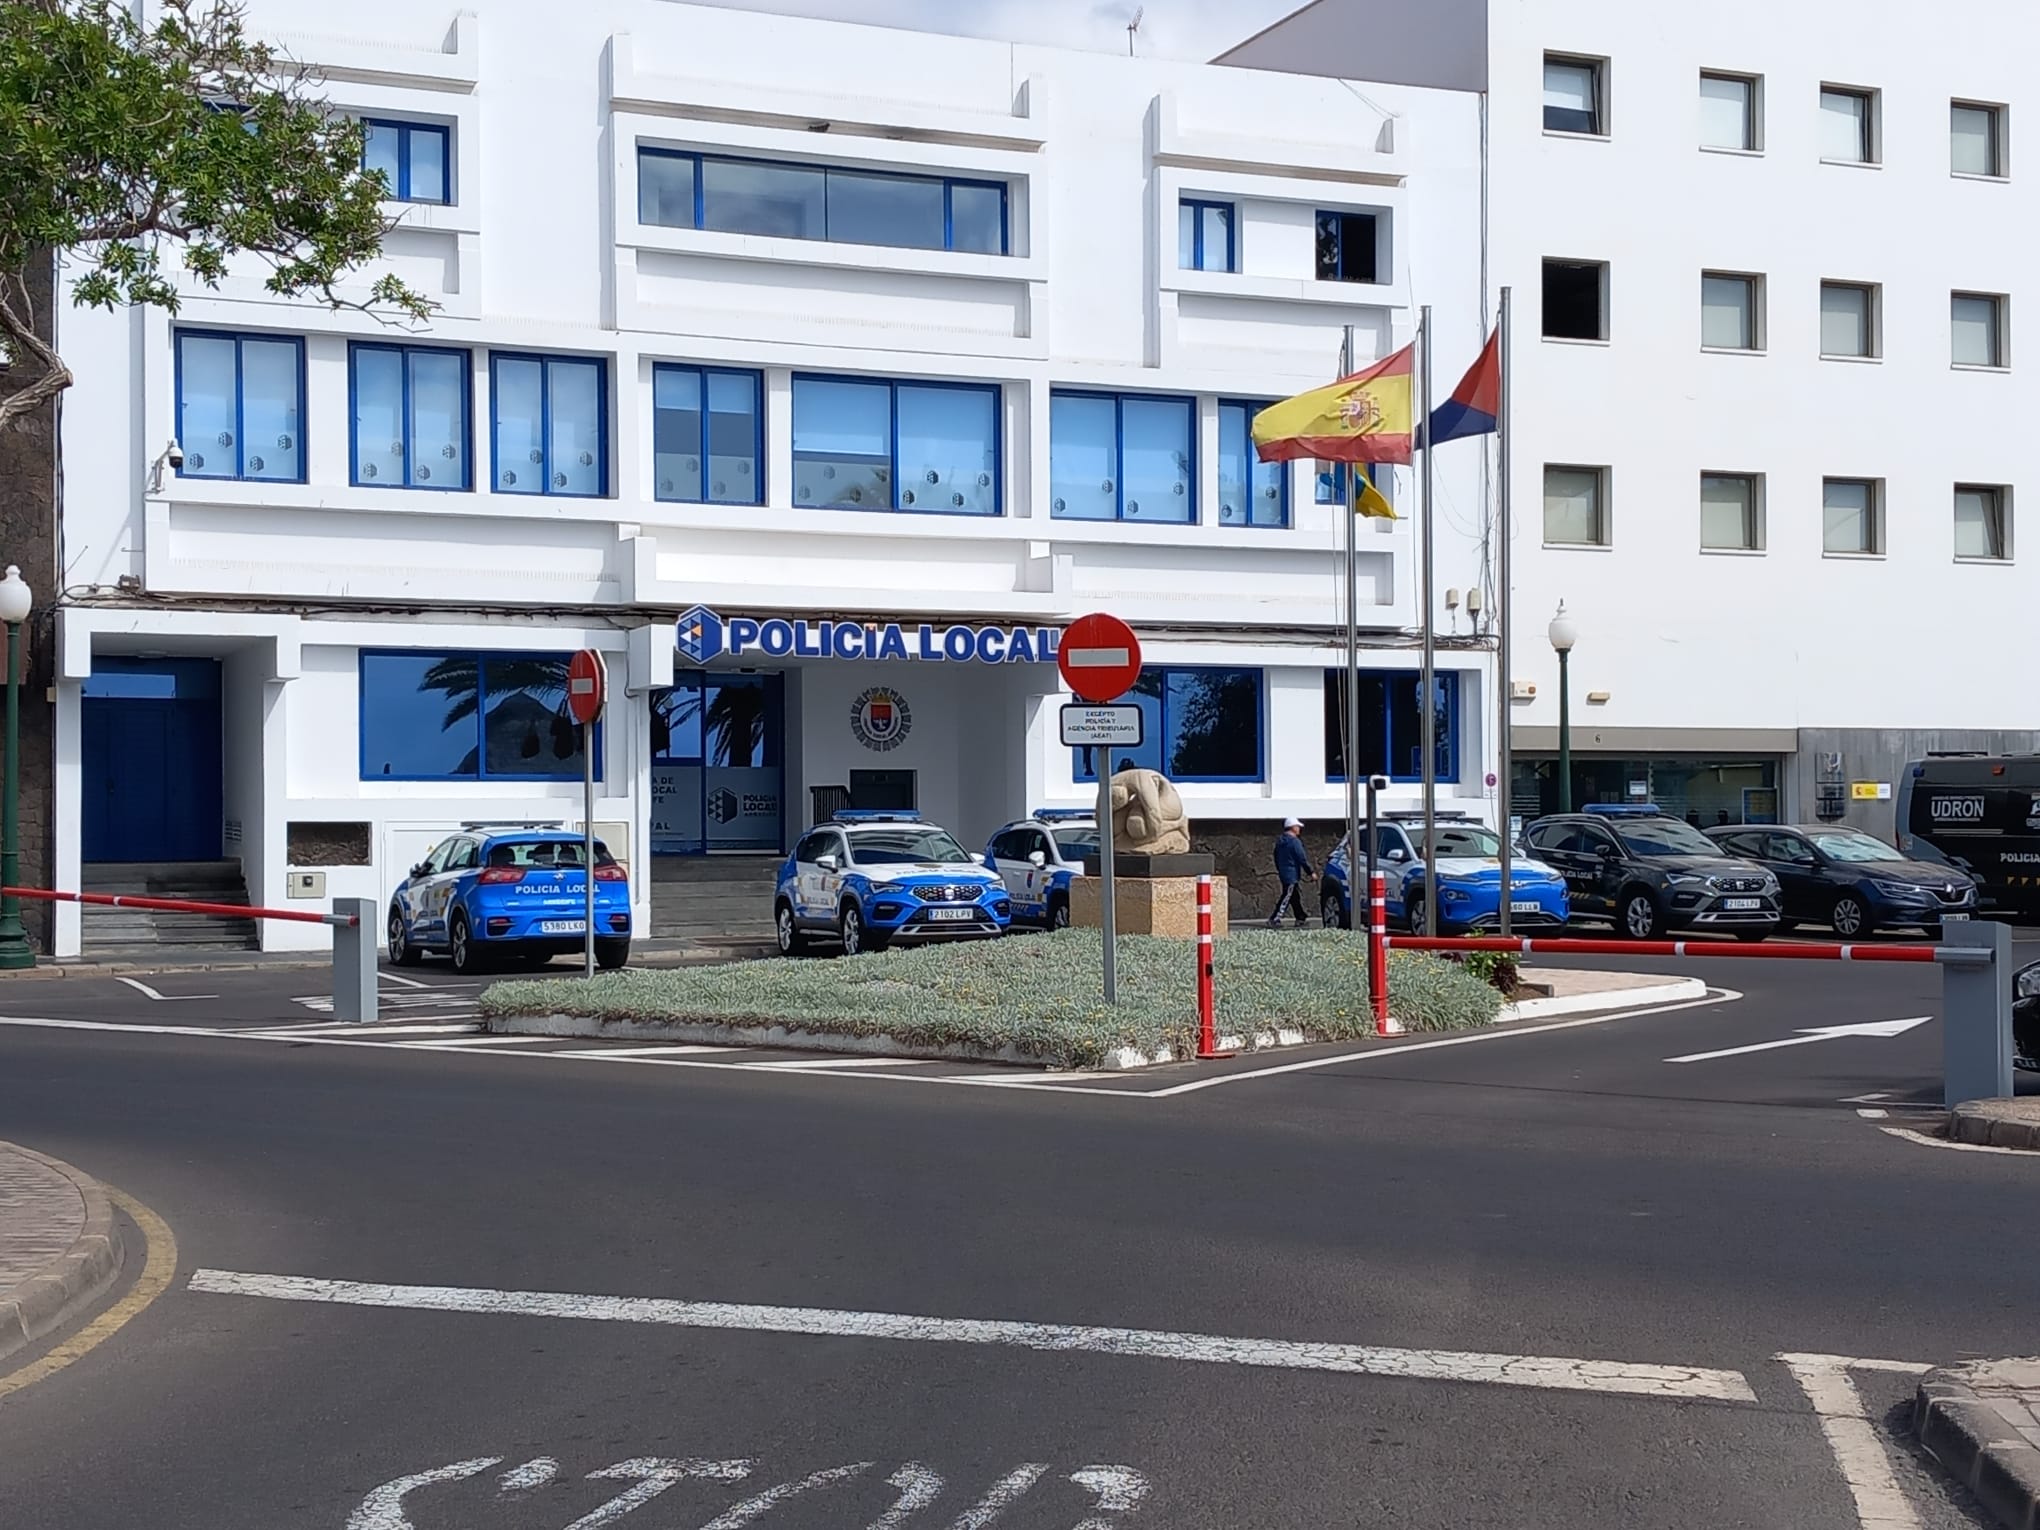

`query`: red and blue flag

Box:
[1425,328,1500,445]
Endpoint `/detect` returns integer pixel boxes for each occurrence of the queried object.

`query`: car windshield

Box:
[846,828,973,865]
[487,838,615,868]
[1420,825,1503,858]
[1612,818,1726,857]
[1806,829,1901,864]
[1052,827,1099,858]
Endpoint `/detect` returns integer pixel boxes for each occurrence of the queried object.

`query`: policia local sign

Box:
[675,606,1062,666]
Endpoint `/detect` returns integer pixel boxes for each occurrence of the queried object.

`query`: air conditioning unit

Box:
[1510,680,1538,701]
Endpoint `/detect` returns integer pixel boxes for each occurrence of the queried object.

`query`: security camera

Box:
[1368,774,1392,792]
[165,440,184,469]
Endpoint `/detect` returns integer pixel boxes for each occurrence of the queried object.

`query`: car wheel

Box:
[1620,890,1663,940]
[1830,894,1869,939]
[839,902,866,957]
[1320,887,1348,930]
[448,911,486,976]
[1048,896,1071,931]
[595,938,630,971]
[387,907,422,967]
[775,901,808,957]
[1405,887,1428,935]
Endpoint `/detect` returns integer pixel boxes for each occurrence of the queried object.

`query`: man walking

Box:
[1269,817,1314,928]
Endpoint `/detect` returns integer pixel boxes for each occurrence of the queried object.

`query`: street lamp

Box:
[1547,601,1578,815]
[0,565,33,969]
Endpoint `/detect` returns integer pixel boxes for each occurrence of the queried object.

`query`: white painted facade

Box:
[50,0,1492,954]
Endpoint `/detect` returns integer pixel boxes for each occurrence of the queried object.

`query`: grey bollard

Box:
[332,897,379,1025]
[1942,918,2011,1107]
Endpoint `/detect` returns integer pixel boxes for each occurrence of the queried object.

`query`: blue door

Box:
[81,659,224,862]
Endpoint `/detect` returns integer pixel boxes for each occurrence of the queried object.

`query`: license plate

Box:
[539,919,587,935]
[1944,911,1971,922]
[924,907,977,922]
[1510,900,1542,913]
[1721,898,1762,911]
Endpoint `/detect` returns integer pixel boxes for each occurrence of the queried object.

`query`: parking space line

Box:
[1776,1353,1926,1530]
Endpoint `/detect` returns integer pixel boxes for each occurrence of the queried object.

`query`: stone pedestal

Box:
[1070,875,1230,939]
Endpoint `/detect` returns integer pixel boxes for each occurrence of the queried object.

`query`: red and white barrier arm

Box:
[2,886,360,928]
[1380,934,1988,965]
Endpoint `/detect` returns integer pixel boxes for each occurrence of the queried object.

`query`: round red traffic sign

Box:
[1057,612,1142,703]
[567,648,607,726]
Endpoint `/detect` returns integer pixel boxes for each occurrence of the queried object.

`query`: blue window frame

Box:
[1073,668,1265,783]
[637,147,1008,255]
[363,118,450,204]
[173,330,304,482]
[489,353,607,498]
[1178,199,1236,273]
[1324,669,1459,783]
[791,375,1000,515]
[1049,391,1194,523]
[1218,400,1287,527]
[360,650,603,782]
[653,365,763,506]
[350,343,472,490]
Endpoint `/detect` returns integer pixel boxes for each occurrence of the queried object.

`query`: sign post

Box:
[1058,614,1143,1006]
[568,649,607,979]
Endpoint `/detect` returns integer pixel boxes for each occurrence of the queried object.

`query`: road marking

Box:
[1776,1353,1924,1530]
[378,972,431,989]
[115,977,216,1002]
[949,1465,1049,1529]
[0,1186,178,1399]
[701,1461,870,1528]
[1856,1109,1890,1119]
[1880,1126,2037,1156]
[264,1022,483,1039]
[348,1457,501,1530]
[868,1464,944,1528]
[745,1057,936,1070]
[547,1044,750,1058]
[397,1035,571,1050]
[186,1268,1756,1402]
[1842,1092,1893,1104]
[498,1457,558,1492]
[1665,1017,1931,1065]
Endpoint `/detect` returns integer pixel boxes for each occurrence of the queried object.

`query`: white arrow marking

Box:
[1665,1017,1930,1064]
[116,977,216,1001]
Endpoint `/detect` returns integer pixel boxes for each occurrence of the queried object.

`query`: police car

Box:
[388,823,631,975]
[774,810,1012,956]
[1319,811,1570,934]
[983,809,1099,928]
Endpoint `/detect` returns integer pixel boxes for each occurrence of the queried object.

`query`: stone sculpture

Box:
[1109,768,1190,855]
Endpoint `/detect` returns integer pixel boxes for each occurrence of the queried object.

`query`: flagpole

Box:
[1418,305,1437,935]
[1496,287,1514,936]
[1341,326,1360,923]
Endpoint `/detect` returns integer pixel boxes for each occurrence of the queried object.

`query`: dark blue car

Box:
[389,824,631,975]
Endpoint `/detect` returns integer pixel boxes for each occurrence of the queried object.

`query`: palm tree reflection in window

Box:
[419,653,586,777]
[652,678,769,767]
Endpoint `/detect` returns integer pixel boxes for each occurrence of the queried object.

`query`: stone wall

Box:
[1190,819,1347,923]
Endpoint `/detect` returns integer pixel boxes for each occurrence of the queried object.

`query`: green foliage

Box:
[1447,949,1522,996]
[481,929,1504,1070]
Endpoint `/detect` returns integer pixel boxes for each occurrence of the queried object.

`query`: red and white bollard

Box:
[1367,870,1402,1037]
[1194,872,1231,1059]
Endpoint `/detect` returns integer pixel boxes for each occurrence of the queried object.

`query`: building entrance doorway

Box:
[650,674,785,854]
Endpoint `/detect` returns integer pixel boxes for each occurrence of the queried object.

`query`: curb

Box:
[0,1145,125,1366]
[1950,1103,2040,1152]
[1916,1362,2040,1530]
[1499,976,1709,1022]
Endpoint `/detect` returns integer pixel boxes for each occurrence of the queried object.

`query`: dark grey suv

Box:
[1523,805,1782,941]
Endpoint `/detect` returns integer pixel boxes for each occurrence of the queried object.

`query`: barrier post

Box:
[1368,870,1393,1033]
[1942,918,2011,1106]
[332,897,378,1025]
[1194,872,1226,1059]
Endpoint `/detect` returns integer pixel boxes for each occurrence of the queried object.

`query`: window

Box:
[1178,199,1236,273]
[791,376,1000,514]
[1955,485,2010,560]
[1952,102,2005,177]
[1823,477,1881,555]
[1701,272,1761,350]
[362,118,449,204]
[1217,401,1287,527]
[1073,668,1264,783]
[173,331,304,482]
[1820,86,1876,164]
[1952,292,2007,368]
[1700,472,1763,551]
[350,343,470,490]
[1699,72,1758,151]
[1544,465,1608,546]
[1323,669,1460,783]
[1543,55,1604,135]
[359,651,601,781]
[1314,463,1392,510]
[1819,281,1878,359]
[636,148,1007,255]
[1315,211,1379,283]
[1049,391,1193,522]
[489,354,606,497]
[653,365,762,505]
[1542,259,1607,340]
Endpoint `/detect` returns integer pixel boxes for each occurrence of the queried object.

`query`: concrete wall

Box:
[1792,729,2040,841]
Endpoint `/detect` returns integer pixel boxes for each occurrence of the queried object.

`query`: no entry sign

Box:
[1057,613,1142,703]
[567,649,607,726]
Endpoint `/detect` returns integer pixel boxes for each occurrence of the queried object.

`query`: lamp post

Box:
[1547,601,1578,816]
[0,565,33,970]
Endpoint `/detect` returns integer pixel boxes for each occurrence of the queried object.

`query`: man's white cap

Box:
[1283,817,1304,829]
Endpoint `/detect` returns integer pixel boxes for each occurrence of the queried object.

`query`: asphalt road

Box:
[0,953,2035,1528]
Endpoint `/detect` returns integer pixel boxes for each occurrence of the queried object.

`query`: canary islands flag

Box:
[1252,343,1416,467]
[1353,465,1396,521]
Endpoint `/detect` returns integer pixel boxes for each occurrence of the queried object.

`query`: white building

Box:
[50,0,1494,955]
[1224,0,2040,832]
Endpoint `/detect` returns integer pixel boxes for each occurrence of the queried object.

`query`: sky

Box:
[686,0,1307,62]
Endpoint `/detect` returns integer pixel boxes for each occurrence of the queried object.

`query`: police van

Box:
[1897,754,2040,914]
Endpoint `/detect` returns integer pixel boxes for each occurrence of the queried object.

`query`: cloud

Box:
[693,0,1302,61]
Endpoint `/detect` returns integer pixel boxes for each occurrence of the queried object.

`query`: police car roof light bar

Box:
[461,820,568,832]
[1029,809,1095,822]
[1384,809,1474,822]
[1582,803,1663,817]
[832,809,924,823]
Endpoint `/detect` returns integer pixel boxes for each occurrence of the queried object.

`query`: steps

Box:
[648,855,782,943]
[79,861,259,951]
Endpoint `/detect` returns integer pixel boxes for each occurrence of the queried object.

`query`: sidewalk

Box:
[0,1143,123,1365]
[1507,965,1706,1021]
[1917,1358,2040,1529]
[1946,1097,2040,1151]
[5,934,778,980]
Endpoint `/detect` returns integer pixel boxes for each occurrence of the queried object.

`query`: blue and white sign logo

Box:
[674,606,1060,666]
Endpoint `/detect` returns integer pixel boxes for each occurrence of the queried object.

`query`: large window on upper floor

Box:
[1324,669,1459,783]
[1179,199,1236,273]
[791,376,1000,515]
[359,650,601,782]
[1073,668,1265,783]
[362,118,450,204]
[1217,401,1287,527]
[1049,392,1193,523]
[351,343,470,491]
[174,330,304,482]
[489,354,606,498]
[653,365,762,506]
[637,148,1008,255]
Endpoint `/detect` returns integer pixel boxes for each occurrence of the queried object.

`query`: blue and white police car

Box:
[774,811,1012,956]
[388,823,632,975]
[983,809,1099,929]
[1319,811,1570,934]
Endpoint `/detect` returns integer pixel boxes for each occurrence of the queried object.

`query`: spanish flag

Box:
[1251,342,1416,467]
